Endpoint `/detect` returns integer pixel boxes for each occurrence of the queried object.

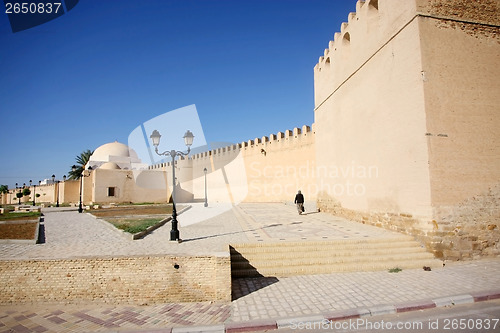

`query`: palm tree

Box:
[0,185,8,205]
[0,185,8,195]
[68,149,93,179]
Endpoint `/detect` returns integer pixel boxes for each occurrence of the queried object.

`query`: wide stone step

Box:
[230,238,415,253]
[231,251,435,270]
[230,237,442,278]
[231,236,413,249]
[230,242,424,259]
[231,258,442,278]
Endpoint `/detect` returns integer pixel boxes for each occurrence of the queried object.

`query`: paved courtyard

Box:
[0,202,406,259]
[0,202,499,332]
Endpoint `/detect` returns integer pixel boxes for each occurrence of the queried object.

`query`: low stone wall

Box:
[317,189,500,261]
[0,253,231,305]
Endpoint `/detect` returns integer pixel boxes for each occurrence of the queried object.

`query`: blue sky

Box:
[0,0,357,188]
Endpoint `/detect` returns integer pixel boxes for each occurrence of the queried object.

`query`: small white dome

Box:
[99,162,121,170]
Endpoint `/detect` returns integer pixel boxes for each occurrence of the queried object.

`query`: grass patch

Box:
[91,204,177,235]
[0,211,41,221]
[388,267,403,273]
[91,204,173,218]
[107,217,164,234]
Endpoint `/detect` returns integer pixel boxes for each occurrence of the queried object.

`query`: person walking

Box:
[294,190,305,215]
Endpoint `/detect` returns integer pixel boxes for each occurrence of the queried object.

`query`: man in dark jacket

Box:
[294,190,304,215]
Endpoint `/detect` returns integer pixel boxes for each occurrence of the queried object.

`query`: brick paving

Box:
[0,302,231,332]
[0,202,499,332]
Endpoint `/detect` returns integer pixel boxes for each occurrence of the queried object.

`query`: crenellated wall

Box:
[315,0,432,218]
[313,0,500,260]
[314,0,422,108]
[147,124,316,204]
[238,124,316,202]
[2,184,59,206]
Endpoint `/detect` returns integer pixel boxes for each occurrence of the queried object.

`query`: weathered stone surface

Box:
[0,254,231,305]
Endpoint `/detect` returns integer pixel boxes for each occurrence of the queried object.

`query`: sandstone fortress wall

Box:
[314,0,500,260]
[147,124,316,205]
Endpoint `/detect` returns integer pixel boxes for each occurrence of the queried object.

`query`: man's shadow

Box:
[301,211,320,215]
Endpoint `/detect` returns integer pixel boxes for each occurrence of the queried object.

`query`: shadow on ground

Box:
[37,218,45,244]
[231,276,279,301]
[179,223,284,243]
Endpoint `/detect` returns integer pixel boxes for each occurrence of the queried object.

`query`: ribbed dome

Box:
[91,141,130,161]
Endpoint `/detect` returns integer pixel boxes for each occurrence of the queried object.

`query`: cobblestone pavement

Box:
[0,203,248,259]
[230,259,500,322]
[236,202,404,243]
[0,202,404,260]
[0,203,499,332]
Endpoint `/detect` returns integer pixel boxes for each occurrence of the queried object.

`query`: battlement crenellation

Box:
[148,124,314,169]
[314,0,500,108]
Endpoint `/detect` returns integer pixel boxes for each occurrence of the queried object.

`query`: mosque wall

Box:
[59,180,80,204]
[29,184,56,205]
[416,0,500,259]
[145,125,316,206]
[82,172,94,205]
[314,0,432,222]
[239,125,316,203]
[313,0,500,259]
[2,190,16,205]
[1,181,81,207]
[89,169,170,204]
[415,0,500,208]
[1,184,57,206]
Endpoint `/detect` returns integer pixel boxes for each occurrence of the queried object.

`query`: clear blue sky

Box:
[0,0,357,188]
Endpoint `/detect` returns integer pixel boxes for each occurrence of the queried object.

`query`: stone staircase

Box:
[230,235,442,278]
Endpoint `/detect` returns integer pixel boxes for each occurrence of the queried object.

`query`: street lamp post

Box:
[73,165,93,213]
[15,183,20,205]
[22,183,26,204]
[35,180,40,206]
[150,129,194,242]
[30,180,35,206]
[203,168,208,207]
[52,175,59,207]
[62,175,66,205]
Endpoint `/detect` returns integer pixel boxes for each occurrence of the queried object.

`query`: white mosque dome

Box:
[91,141,130,161]
[88,141,147,170]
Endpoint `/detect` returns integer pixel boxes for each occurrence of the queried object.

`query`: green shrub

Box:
[388,267,402,273]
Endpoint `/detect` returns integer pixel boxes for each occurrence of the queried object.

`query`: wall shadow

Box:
[230,246,280,300]
[37,221,45,244]
[231,276,279,301]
